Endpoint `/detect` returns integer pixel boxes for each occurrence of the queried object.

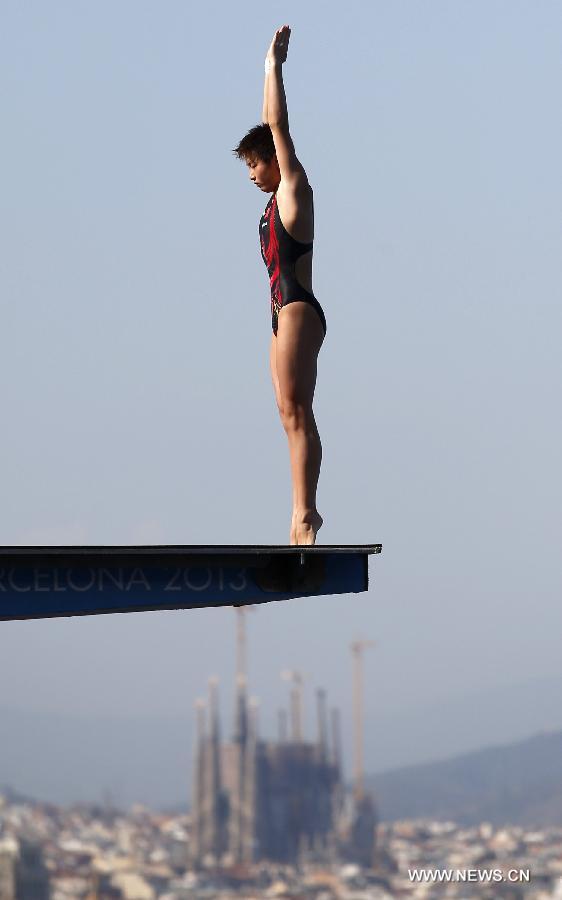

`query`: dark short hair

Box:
[232,123,276,163]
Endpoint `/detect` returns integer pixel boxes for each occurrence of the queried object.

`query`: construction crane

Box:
[351,639,375,800]
[316,688,328,760]
[236,606,248,688]
[281,669,305,741]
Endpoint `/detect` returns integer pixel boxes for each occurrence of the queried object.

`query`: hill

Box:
[366,729,562,826]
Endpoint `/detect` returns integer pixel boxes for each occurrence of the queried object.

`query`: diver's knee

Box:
[280,400,311,433]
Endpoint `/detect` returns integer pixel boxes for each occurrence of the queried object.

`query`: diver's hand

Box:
[266,25,291,66]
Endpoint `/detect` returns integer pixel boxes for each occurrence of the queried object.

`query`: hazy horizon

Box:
[2,668,562,810]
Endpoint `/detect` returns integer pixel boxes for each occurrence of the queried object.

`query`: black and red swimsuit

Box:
[259,191,327,337]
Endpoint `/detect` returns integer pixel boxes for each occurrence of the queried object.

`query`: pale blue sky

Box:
[1,1,561,804]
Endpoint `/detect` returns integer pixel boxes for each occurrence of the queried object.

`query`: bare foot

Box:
[292,510,323,546]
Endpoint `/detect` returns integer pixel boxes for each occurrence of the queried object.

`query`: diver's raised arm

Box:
[262,57,271,124]
[265,26,290,128]
[264,26,307,187]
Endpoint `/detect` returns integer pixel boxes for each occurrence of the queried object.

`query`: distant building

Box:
[344,792,378,868]
[191,676,341,866]
[0,836,50,899]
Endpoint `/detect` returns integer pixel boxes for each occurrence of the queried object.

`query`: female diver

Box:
[233,26,327,546]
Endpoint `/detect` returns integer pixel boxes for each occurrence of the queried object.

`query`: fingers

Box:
[273,25,291,44]
[273,25,291,59]
[266,25,291,63]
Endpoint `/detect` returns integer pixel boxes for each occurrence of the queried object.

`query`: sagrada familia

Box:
[190,613,377,868]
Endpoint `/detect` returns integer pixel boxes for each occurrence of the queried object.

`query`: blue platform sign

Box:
[0,545,381,622]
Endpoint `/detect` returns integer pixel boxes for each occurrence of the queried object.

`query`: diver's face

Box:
[246,154,280,192]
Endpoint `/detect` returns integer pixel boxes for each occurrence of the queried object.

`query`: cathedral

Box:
[190,674,342,866]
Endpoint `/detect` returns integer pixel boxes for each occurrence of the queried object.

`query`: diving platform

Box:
[0,544,382,622]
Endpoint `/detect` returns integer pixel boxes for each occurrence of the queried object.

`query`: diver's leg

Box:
[275,301,325,545]
[270,332,297,544]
